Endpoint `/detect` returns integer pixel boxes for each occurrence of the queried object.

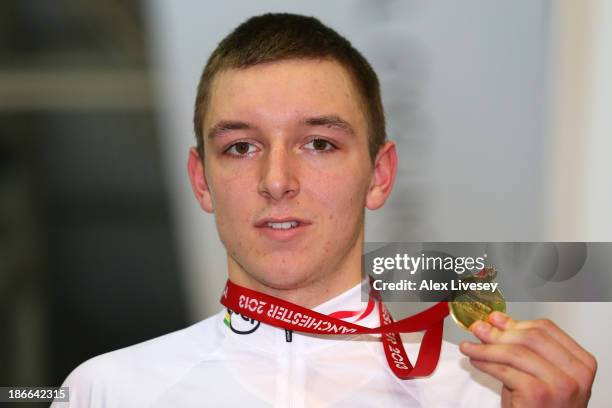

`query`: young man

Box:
[55,13,596,407]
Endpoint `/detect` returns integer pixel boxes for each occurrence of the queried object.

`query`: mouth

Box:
[254,217,312,241]
[265,220,300,230]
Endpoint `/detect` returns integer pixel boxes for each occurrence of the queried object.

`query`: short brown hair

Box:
[193,13,386,163]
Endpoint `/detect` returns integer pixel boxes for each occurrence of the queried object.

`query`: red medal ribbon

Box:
[220,280,449,379]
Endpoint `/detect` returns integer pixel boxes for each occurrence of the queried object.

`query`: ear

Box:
[187,147,215,213]
[366,140,398,210]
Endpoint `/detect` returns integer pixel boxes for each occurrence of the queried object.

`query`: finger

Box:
[475,318,592,382]
[460,341,572,387]
[488,312,597,373]
[467,358,539,392]
[469,359,577,408]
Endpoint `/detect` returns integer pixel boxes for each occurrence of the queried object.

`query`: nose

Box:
[258,145,299,201]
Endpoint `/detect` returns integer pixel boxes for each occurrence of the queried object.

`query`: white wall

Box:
[542,2,612,407]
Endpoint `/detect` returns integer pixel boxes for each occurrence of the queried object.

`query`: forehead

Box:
[204,59,367,133]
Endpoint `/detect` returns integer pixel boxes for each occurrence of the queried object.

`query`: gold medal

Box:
[449,266,506,330]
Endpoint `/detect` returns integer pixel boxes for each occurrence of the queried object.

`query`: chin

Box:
[251,264,318,291]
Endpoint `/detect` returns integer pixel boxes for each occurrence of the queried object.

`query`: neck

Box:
[227,233,364,309]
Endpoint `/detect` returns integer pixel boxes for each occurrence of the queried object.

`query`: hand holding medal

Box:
[456,266,597,407]
[449,266,506,330]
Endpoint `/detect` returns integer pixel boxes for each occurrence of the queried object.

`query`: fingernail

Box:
[491,312,508,324]
[473,321,491,333]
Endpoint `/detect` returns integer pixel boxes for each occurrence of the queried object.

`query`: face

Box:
[189,59,396,291]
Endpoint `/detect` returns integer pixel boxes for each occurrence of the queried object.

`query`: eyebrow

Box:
[206,114,356,140]
[300,115,355,136]
[207,120,253,140]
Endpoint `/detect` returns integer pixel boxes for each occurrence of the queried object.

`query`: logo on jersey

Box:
[224,308,261,334]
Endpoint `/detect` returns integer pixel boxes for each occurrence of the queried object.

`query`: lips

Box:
[254,217,312,242]
[254,217,312,228]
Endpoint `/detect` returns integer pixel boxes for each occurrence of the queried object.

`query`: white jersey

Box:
[52,283,501,407]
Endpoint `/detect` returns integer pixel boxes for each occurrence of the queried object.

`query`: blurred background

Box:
[1,0,610,406]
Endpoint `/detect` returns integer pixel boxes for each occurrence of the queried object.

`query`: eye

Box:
[304,138,336,152]
[225,141,258,157]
